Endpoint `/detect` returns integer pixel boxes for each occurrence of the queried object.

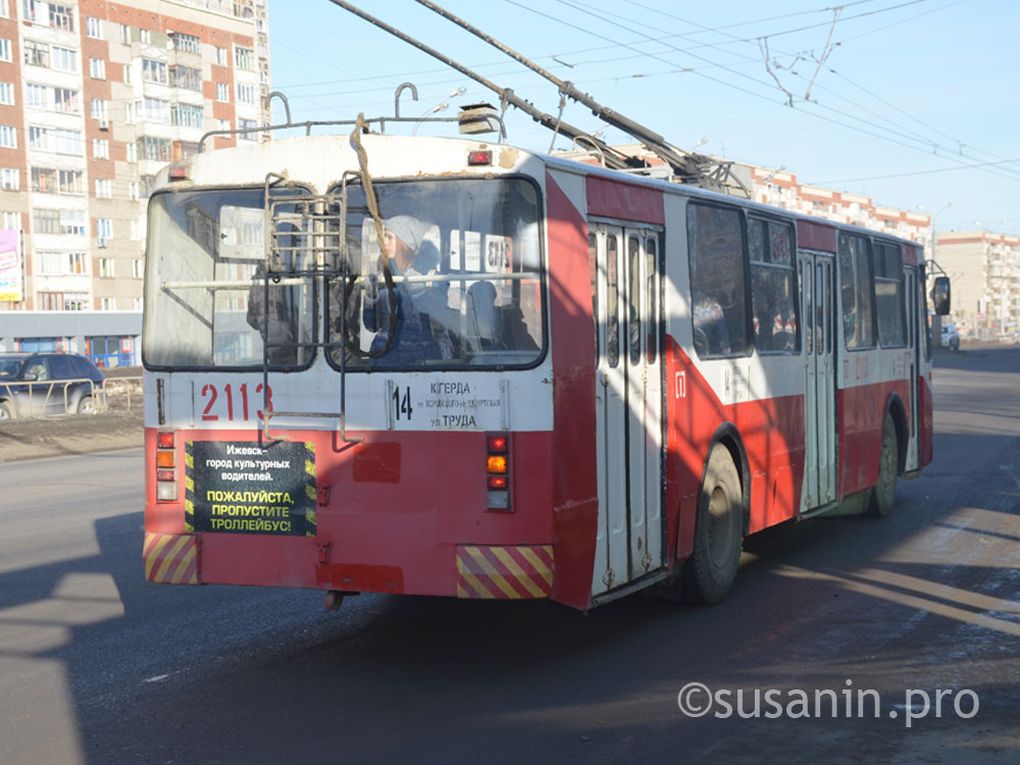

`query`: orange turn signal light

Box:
[156,450,176,468]
[486,455,508,474]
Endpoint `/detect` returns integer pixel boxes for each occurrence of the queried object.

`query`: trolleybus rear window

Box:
[327,177,545,370]
[143,186,316,370]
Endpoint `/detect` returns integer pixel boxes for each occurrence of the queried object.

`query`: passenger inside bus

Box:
[363,215,456,365]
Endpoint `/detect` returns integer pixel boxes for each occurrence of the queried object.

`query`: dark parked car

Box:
[0,352,105,420]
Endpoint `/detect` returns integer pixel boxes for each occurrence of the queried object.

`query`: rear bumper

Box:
[143,532,555,601]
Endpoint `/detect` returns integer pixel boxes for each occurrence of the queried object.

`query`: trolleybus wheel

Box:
[0,400,12,420]
[868,414,898,517]
[683,445,743,604]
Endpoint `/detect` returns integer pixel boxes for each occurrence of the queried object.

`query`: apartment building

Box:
[934,231,1020,338]
[748,166,931,246]
[0,0,269,316]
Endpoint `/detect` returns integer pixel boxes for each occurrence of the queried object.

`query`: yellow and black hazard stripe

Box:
[184,440,195,533]
[456,545,554,599]
[304,441,317,537]
[143,532,199,584]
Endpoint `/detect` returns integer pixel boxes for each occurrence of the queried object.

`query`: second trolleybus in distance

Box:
[141,118,950,609]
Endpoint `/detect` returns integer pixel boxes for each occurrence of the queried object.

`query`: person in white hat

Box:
[364,215,453,362]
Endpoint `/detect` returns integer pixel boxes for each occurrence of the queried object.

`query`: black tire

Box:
[868,414,898,517]
[0,400,13,421]
[683,445,744,604]
[77,395,96,415]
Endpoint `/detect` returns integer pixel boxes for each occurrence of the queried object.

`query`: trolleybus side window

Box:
[143,187,315,370]
[748,217,799,354]
[838,234,876,350]
[607,234,620,368]
[326,177,545,371]
[628,235,641,366]
[873,240,907,347]
[646,236,657,364]
[687,202,749,358]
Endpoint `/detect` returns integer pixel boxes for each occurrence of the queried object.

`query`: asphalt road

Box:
[1,348,1017,764]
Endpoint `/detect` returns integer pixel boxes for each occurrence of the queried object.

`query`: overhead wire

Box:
[521,0,1020,183]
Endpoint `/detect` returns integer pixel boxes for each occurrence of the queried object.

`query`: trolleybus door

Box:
[591,224,663,595]
[903,266,920,471]
[800,250,838,510]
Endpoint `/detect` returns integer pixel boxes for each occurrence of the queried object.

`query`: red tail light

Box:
[157,431,175,448]
[486,433,511,511]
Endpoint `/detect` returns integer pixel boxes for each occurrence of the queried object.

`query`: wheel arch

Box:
[885,393,908,474]
[703,423,751,536]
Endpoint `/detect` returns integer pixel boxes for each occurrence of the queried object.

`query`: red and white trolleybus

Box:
[141,122,950,609]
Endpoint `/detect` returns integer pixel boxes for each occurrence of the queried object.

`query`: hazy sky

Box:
[269,0,1019,235]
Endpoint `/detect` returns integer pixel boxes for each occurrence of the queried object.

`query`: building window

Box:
[38,251,65,274]
[128,181,140,200]
[129,220,139,240]
[29,125,82,154]
[86,16,103,39]
[49,3,74,32]
[0,125,15,149]
[58,169,83,194]
[35,208,87,236]
[0,82,14,105]
[89,57,106,79]
[138,96,171,123]
[119,23,130,45]
[171,32,200,54]
[171,102,203,128]
[142,58,167,84]
[234,46,254,71]
[90,98,108,121]
[0,39,11,63]
[215,46,226,65]
[92,138,109,159]
[95,178,113,199]
[101,297,116,311]
[132,258,144,279]
[239,118,258,140]
[216,82,229,102]
[236,82,256,105]
[0,167,19,190]
[51,46,77,73]
[26,83,47,109]
[0,1,8,19]
[61,209,85,235]
[96,217,113,240]
[170,65,201,91]
[54,88,79,113]
[2,210,19,230]
[138,135,171,162]
[99,257,115,277]
[24,40,49,68]
[31,167,55,193]
[124,64,132,84]
[28,124,46,147]
[68,252,87,274]
[22,0,41,22]
[126,143,137,163]
[139,28,151,45]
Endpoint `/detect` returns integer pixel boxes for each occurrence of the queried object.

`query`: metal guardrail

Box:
[0,375,143,420]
